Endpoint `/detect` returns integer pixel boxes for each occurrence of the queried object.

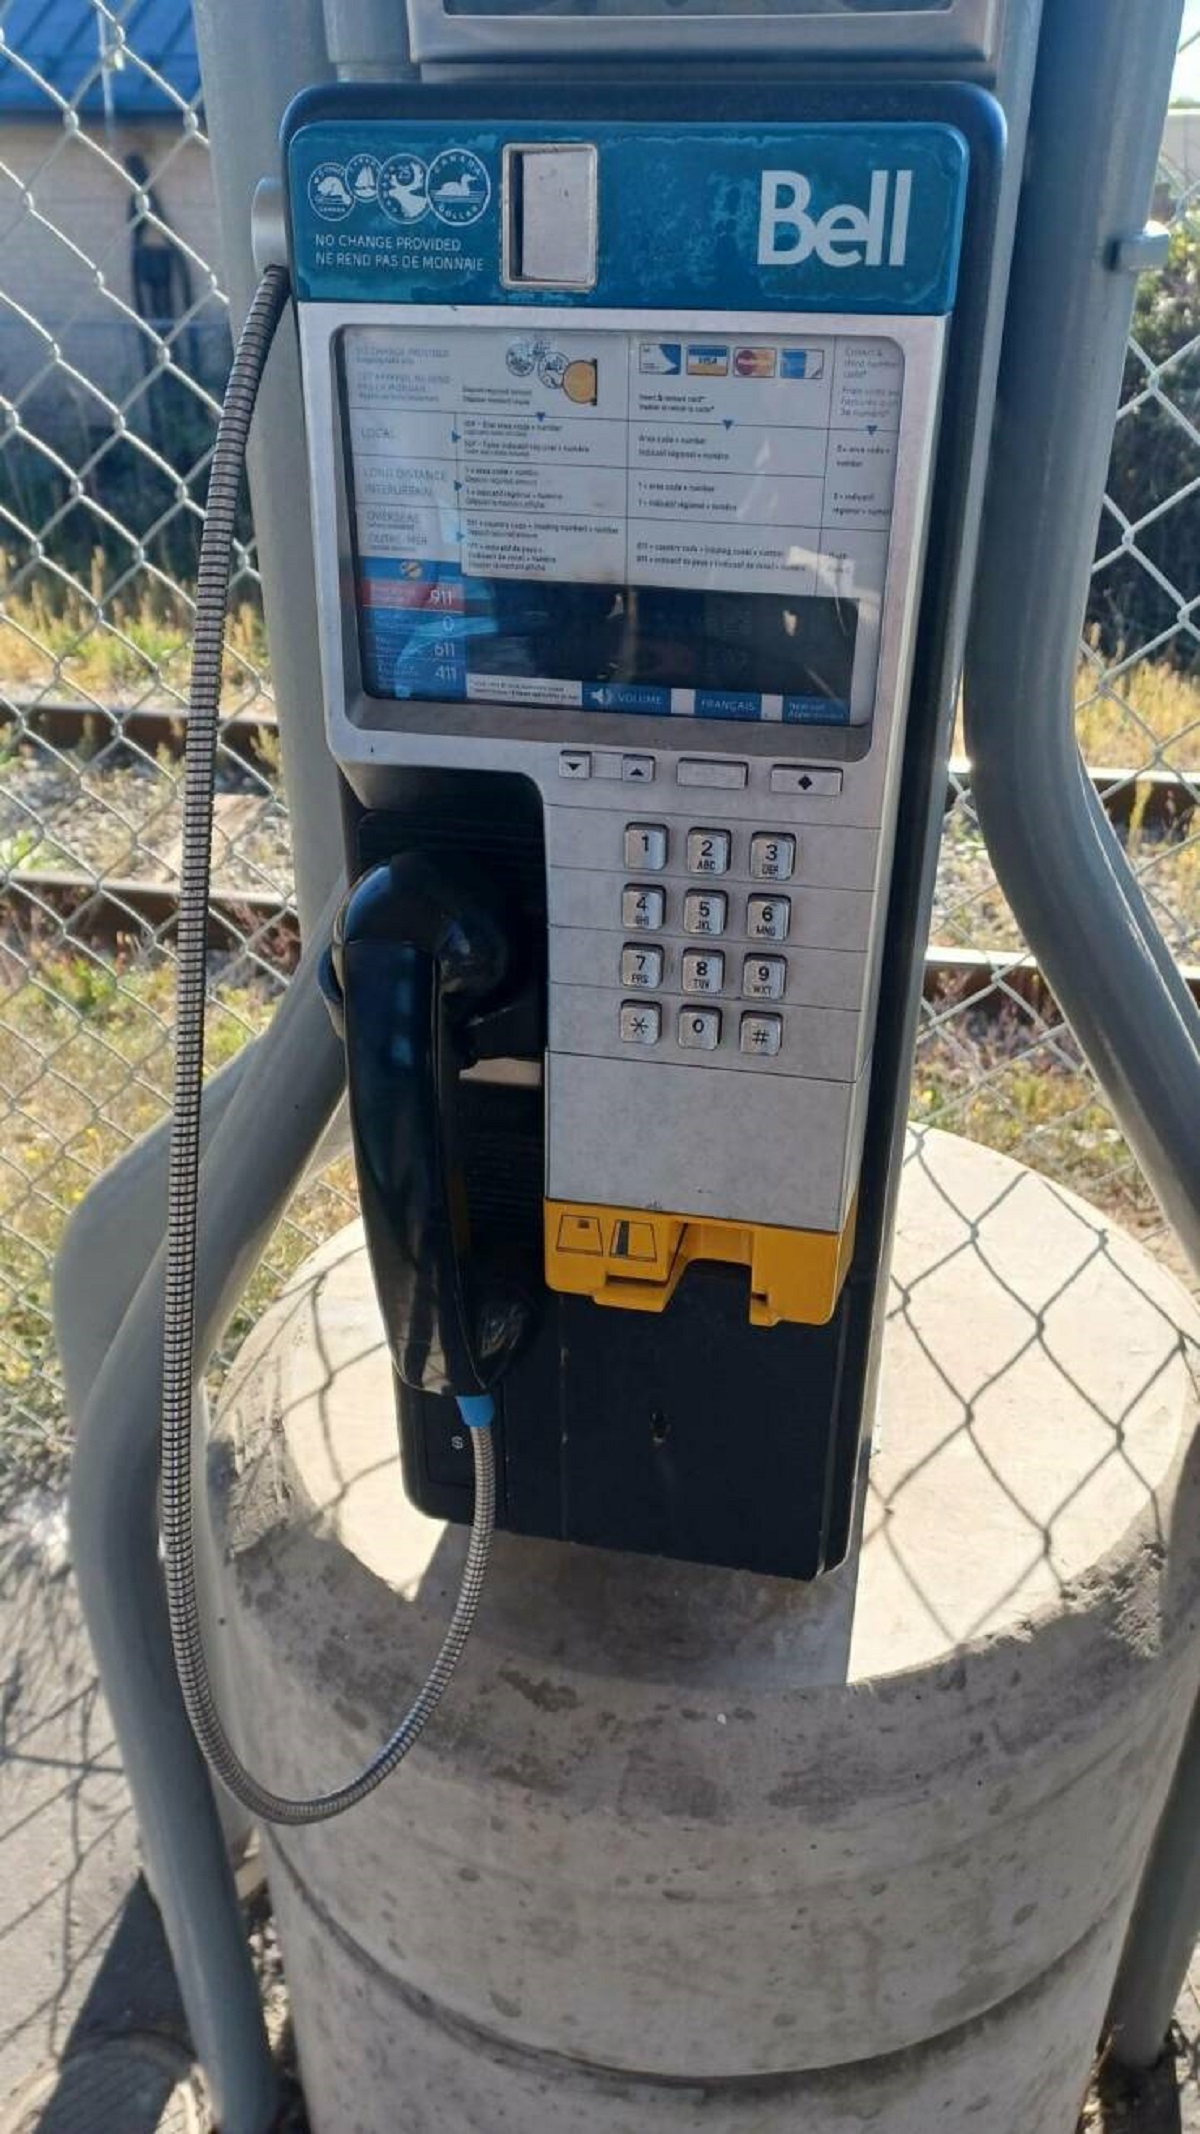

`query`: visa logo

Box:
[757,169,913,269]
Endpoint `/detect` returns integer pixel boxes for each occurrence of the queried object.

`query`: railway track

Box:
[3,700,1197,1008]
[6,869,1198,1010]
[2,696,1196,831]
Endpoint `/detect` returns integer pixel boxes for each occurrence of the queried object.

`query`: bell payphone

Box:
[287,82,1002,1581]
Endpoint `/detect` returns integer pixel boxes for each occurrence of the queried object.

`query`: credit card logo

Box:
[640,341,681,375]
[733,346,777,379]
[686,344,729,377]
[780,346,825,381]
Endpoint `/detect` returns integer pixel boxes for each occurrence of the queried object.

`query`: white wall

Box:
[0,116,228,444]
[1162,107,1200,204]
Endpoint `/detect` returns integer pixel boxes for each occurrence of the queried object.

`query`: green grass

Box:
[0,941,354,1493]
[1,640,1197,1496]
[910,1018,1172,1261]
[1,929,1186,1501]
[1073,644,1200,771]
[947,646,1200,772]
[2,562,1197,769]
[0,556,272,713]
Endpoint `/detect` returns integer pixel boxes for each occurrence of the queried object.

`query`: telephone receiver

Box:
[323,853,532,1398]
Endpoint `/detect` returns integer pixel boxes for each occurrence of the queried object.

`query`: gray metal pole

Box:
[55,1050,250,1405]
[61,897,346,2134]
[1109,1698,1200,2069]
[964,0,1200,2067]
[323,0,414,75]
[192,0,343,939]
[963,0,1200,1272]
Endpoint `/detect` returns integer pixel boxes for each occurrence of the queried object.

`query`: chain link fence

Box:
[0,0,354,1495]
[916,52,1200,1294]
[0,5,1196,1504]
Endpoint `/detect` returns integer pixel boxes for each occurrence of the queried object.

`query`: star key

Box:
[620,1000,662,1045]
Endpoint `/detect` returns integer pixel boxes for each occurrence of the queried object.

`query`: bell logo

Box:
[757,169,913,269]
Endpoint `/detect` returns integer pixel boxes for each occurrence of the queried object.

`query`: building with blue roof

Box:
[0,1,201,117]
[0,0,226,468]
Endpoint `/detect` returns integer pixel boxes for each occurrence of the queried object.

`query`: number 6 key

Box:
[747,895,791,942]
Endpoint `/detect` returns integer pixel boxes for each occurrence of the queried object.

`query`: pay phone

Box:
[284,75,1003,1580]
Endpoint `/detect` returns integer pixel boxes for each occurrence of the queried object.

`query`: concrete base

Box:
[209,1128,1200,2133]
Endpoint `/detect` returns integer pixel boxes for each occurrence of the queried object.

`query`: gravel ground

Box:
[3,741,1194,968]
[933,810,1199,966]
[1,1490,1196,2134]
[0,743,292,900]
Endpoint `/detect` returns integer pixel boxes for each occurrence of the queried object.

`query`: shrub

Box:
[1090,214,1200,673]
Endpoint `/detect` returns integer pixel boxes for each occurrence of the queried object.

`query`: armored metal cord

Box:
[161,264,497,1825]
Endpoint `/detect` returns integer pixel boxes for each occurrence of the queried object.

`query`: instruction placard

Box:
[345,325,903,724]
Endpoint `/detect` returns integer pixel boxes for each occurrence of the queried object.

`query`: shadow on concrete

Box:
[17,1878,190,2131]
[0,1502,201,2129]
[1089,2042,1189,2134]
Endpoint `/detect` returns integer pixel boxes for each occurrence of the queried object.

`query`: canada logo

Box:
[427,149,491,229]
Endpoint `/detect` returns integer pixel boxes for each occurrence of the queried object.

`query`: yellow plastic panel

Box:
[545,1198,856,1327]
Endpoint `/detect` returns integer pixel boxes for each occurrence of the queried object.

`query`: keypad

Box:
[606,819,816,1062]
[622,884,665,930]
[624,822,668,870]
[683,890,728,936]
[621,943,663,989]
[681,949,725,995]
[678,1006,721,1050]
[686,828,731,876]
[620,1001,661,1044]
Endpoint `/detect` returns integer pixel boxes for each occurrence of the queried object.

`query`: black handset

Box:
[327,854,530,1397]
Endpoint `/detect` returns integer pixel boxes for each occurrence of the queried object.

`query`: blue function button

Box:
[695,691,763,721]
[782,695,851,725]
[583,684,671,716]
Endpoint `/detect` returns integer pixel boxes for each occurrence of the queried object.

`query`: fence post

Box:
[964,0,1200,1269]
[192,0,342,939]
[1108,1699,1200,2069]
[964,0,1200,2067]
[60,887,346,2134]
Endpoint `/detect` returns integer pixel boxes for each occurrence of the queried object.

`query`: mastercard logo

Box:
[734,346,777,379]
[563,359,598,405]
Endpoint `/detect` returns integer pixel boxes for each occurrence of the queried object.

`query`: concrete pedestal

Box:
[209,1129,1200,2133]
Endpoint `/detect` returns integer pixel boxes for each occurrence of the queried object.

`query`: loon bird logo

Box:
[757,169,913,269]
